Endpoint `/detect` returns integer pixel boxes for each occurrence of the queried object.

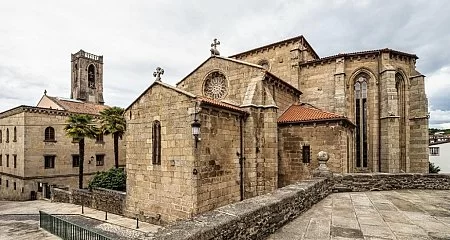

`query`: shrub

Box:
[88,168,126,191]
[429,162,441,173]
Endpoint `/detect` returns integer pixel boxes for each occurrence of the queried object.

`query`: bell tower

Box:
[71,50,105,104]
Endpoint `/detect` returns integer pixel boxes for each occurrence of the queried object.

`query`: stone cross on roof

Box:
[153,67,164,82]
[210,38,220,56]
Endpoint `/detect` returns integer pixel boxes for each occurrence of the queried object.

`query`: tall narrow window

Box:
[6,154,9,167]
[96,133,104,143]
[354,76,368,168]
[44,155,55,169]
[396,73,406,171]
[88,64,96,88]
[0,130,2,143]
[152,120,161,165]
[0,155,2,166]
[13,155,16,168]
[13,127,17,142]
[6,128,9,143]
[72,155,80,167]
[44,127,55,141]
[302,145,311,163]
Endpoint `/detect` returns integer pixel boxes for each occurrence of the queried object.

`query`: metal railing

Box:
[39,211,111,240]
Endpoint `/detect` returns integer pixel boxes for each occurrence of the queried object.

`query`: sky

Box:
[1,0,449,128]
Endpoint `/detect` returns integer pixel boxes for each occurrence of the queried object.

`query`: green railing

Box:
[39,211,111,240]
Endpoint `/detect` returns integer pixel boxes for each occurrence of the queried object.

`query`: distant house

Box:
[429,141,450,173]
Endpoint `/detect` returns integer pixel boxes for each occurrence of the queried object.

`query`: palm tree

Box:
[99,107,126,169]
[64,114,98,189]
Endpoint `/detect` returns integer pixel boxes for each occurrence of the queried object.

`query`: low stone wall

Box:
[51,187,126,215]
[333,173,450,192]
[154,178,332,240]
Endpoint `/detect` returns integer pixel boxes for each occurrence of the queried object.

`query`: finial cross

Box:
[210,38,221,56]
[153,67,164,82]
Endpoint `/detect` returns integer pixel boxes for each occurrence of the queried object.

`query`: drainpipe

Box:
[239,116,245,201]
[378,52,382,172]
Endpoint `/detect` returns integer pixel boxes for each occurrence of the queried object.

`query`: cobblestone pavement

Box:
[0,200,161,240]
[267,190,450,240]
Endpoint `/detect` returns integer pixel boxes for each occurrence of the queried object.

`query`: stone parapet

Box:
[153,178,332,240]
[333,173,450,192]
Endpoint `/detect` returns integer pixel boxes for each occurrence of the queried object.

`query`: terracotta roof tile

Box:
[278,104,349,124]
[49,97,108,115]
[198,97,248,115]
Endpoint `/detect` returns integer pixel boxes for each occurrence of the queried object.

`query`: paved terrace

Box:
[267,190,450,240]
[0,200,161,240]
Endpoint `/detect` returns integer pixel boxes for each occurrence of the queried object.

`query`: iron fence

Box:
[39,211,111,240]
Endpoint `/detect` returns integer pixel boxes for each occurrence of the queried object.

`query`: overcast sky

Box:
[1,0,449,128]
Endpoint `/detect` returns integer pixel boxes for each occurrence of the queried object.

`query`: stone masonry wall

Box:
[125,83,197,224]
[51,187,126,215]
[278,122,352,187]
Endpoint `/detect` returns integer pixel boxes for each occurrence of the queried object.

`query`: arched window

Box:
[44,127,55,141]
[13,127,17,142]
[152,120,161,165]
[354,75,368,168]
[396,73,406,171]
[6,128,9,143]
[88,64,96,88]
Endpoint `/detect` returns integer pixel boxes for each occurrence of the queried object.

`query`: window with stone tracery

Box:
[354,75,368,168]
[396,73,406,171]
[203,71,228,99]
[152,120,161,165]
[88,64,96,88]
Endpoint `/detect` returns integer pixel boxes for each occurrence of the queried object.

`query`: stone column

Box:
[379,65,400,173]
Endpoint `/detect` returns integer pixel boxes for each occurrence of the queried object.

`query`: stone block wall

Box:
[195,108,241,214]
[125,84,197,224]
[278,121,352,187]
[51,187,126,215]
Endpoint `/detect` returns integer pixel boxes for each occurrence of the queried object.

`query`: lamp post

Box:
[191,119,201,148]
[88,156,94,164]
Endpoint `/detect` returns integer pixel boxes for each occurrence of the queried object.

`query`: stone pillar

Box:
[408,73,429,173]
[313,151,332,178]
[334,57,346,115]
[379,66,400,173]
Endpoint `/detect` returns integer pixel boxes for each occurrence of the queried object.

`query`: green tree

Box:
[88,168,126,191]
[64,114,99,189]
[99,107,126,169]
[429,162,441,173]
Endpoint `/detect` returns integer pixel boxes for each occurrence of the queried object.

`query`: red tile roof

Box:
[198,97,248,115]
[49,97,108,115]
[278,104,350,124]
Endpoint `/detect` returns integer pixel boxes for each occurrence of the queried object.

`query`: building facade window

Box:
[13,182,16,190]
[96,133,104,143]
[13,127,17,142]
[396,73,407,172]
[302,145,311,163]
[13,155,16,168]
[96,154,105,166]
[44,155,55,169]
[72,155,80,167]
[6,154,9,167]
[88,64,96,88]
[152,120,161,165]
[6,128,9,143]
[0,178,2,185]
[0,155,2,166]
[6,180,8,188]
[430,147,439,156]
[44,127,56,142]
[354,75,368,168]
[0,130,2,143]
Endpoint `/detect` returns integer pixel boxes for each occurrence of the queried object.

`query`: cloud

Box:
[0,0,449,129]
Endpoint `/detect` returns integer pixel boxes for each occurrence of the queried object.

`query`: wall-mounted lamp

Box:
[88,156,94,164]
[191,119,201,148]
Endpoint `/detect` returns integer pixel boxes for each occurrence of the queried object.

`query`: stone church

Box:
[0,50,125,200]
[124,35,429,224]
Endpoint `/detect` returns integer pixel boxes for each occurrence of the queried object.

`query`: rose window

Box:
[203,72,228,99]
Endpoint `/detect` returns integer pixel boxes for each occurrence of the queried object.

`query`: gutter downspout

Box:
[378,52,382,172]
[239,116,245,201]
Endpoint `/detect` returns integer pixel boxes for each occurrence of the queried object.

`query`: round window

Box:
[203,71,228,99]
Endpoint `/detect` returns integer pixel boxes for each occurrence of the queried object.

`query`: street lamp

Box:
[191,119,201,148]
[88,156,94,164]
